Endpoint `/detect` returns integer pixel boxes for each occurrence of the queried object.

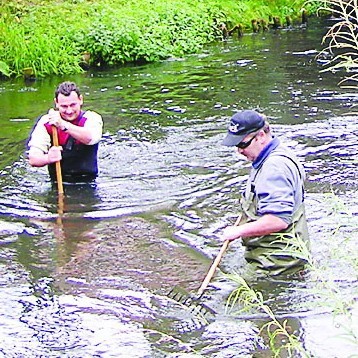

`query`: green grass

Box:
[0,0,317,77]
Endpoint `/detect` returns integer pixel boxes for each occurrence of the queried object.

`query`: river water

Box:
[0,17,357,357]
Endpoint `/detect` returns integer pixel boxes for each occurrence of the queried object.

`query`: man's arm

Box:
[28,146,62,167]
[48,110,103,145]
[28,114,62,167]
[222,214,288,241]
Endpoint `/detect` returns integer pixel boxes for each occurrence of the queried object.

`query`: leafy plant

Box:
[308,0,358,87]
[0,60,11,76]
[0,0,313,77]
[225,274,310,357]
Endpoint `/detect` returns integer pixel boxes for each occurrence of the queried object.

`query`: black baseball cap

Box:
[222,110,265,146]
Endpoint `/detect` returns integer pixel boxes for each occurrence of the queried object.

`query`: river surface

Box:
[0,17,357,357]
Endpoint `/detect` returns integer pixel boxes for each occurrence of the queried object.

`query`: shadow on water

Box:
[0,17,357,357]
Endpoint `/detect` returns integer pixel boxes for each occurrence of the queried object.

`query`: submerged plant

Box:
[225,229,312,356]
[225,274,309,357]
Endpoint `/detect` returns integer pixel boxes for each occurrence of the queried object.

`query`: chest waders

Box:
[239,151,310,275]
[45,111,99,182]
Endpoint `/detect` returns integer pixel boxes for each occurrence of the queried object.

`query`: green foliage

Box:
[80,20,140,65]
[0,0,312,77]
[225,274,309,357]
[0,2,85,77]
[76,1,227,65]
[0,60,11,77]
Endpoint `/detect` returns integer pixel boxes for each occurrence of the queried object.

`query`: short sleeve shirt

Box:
[28,110,103,153]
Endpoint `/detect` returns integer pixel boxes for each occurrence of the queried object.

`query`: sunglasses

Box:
[236,132,258,149]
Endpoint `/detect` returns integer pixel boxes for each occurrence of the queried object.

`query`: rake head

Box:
[167,285,216,317]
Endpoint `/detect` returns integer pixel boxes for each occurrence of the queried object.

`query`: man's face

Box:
[236,131,263,162]
[55,91,83,121]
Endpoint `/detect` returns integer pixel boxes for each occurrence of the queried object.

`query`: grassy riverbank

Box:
[0,0,320,78]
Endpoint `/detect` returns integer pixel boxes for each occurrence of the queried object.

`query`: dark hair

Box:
[55,81,81,99]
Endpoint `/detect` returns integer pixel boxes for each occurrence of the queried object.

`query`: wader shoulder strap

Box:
[250,151,305,199]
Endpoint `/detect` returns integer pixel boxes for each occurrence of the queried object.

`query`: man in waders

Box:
[222,110,309,275]
[27,81,103,182]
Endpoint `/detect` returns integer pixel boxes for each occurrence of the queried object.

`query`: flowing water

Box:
[0,18,357,357]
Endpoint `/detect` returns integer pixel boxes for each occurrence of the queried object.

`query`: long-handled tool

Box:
[196,214,241,297]
[196,239,230,297]
[52,125,64,196]
[52,125,65,230]
[168,214,242,313]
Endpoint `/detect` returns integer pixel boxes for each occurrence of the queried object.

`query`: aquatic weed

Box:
[225,193,358,356]
[225,273,310,357]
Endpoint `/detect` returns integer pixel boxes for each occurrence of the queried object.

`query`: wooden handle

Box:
[197,239,230,296]
[234,214,242,226]
[196,214,242,296]
[52,126,64,195]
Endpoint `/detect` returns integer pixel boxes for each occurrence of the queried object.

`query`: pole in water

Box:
[52,125,64,195]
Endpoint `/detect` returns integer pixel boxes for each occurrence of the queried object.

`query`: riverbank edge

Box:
[0,0,323,78]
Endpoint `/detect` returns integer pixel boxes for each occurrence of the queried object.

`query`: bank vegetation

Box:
[0,0,320,78]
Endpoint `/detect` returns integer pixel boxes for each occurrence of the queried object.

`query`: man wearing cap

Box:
[222,109,309,275]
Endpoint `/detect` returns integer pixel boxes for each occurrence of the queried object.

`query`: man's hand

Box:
[48,108,66,130]
[222,225,242,241]
[47,145,63,163]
